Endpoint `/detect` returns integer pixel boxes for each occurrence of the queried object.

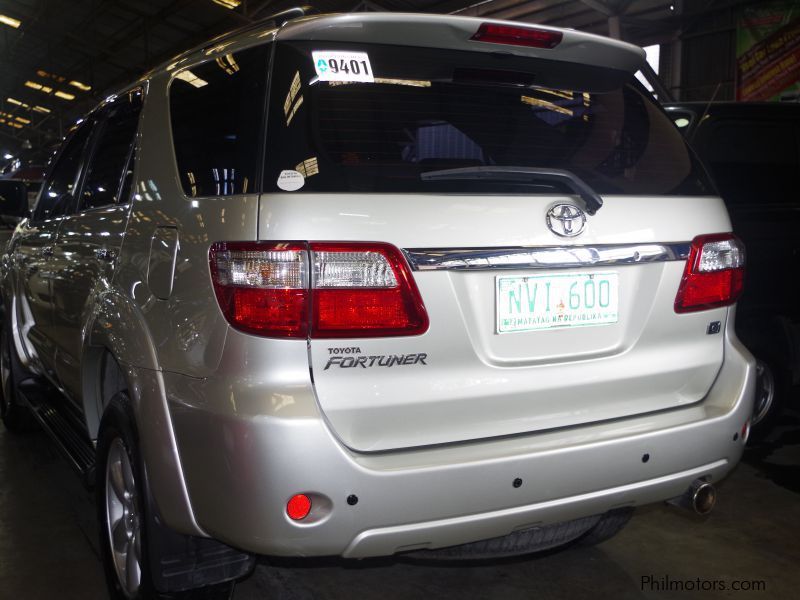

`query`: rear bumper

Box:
[164,324,754,558]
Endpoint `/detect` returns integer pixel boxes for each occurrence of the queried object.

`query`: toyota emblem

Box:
[546,204,586,237]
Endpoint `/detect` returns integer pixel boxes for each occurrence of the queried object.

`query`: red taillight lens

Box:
[675,233,745,313]
[286,494,311,520]
[471,23,563,49]
[209,241,428,338]
[310,242,429,338]
[209,241,309,337]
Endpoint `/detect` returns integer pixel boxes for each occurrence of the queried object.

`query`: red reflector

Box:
[287,494,311,520]
[471,23,563,49]
[675,233,745,313]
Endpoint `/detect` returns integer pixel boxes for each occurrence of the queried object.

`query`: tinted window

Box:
[265,42,712,196]
[169,46,268,197]
[80,89,143,210]
[36,120,94,220]
[700,119,799,205]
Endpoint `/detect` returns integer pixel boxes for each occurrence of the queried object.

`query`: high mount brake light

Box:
[674,233,745,313]
[209,241,429,338]
[471,23,563,49]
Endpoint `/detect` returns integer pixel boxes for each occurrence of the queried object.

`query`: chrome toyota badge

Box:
[546,204,586,237]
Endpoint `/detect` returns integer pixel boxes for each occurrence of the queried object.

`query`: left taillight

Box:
[209,241,429,338]
[674,233,745,313]
[209,241,309,338]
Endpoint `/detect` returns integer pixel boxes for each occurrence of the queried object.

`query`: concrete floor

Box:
[2,411,799,600]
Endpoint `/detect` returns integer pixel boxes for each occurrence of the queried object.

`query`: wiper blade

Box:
[420,166,603,215]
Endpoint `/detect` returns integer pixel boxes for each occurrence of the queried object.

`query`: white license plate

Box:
[496,272,619,333]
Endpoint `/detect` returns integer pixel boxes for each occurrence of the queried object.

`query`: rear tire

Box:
[97,392,238,600]
[0,322,36,432]
[576,507,633,546]
[97,393,154,600]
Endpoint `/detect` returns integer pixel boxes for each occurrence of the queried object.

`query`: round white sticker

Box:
[277,170,305,191]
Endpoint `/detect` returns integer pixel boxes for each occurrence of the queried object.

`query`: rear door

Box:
[49,89,143,404]
[260,31,731,452]
[11,119,95,378]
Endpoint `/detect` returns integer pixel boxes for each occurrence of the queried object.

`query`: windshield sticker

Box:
[312,51,374,83]
[277,170,305,191]
[295,157,319,178]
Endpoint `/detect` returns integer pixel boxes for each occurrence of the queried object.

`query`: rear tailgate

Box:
[261,15,728,451]
[266,194,730,451]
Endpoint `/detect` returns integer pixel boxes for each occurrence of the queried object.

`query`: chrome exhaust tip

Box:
[667,479,717,515]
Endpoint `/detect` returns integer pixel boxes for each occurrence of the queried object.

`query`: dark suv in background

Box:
[665,101,800,439]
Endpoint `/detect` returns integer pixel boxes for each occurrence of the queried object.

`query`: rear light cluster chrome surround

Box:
[209,241,429,338]
[674,233,745,313]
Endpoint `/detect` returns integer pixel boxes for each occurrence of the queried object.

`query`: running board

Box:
[18,379,96,487]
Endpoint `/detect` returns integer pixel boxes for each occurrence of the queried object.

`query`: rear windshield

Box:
[265,41,713,196]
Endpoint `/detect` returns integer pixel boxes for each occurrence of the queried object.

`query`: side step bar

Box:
[18,379,96,487]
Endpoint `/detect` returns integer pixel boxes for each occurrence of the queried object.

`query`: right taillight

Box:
[209,241,428,338]
[674,233,745,313]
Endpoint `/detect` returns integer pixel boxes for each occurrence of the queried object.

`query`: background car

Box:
[665,101,800,440]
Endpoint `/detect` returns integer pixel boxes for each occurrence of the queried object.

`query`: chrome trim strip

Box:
[404,243,692,271]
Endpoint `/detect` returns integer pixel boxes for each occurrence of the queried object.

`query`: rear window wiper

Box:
[420,166,603,215]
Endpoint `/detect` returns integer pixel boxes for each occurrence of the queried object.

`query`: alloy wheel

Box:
[105,437,142,598]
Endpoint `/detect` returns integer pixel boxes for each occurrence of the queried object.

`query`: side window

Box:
[36,119,95,221]
[169,45,268,197]
[80,88,143,211]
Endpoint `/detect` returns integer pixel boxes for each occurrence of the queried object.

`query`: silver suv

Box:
[0,10,755,599]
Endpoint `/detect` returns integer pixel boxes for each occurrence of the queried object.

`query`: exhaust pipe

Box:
[667,479,717,515]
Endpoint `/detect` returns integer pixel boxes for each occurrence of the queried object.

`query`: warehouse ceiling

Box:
[0,0,746,165]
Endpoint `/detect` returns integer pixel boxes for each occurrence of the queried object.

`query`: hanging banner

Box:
[736,2,800,101]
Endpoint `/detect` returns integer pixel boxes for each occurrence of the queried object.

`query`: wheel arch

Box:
[81,289,159,438]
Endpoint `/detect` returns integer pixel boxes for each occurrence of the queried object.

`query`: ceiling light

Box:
[15,116,31,124]
[33,105,51,114]
[25,80,53,93]
[69,80,91,91]
[0,14,21,28]
[212,0,241,9]
[6,98,31,110]
[175,70,208,88]
[55,90,76,100]
[36,69,65,83]
[3,153,13,160]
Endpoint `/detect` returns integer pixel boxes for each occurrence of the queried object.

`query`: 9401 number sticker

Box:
[312,51,374,82]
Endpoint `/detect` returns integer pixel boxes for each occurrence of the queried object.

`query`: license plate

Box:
[496,272,619,333]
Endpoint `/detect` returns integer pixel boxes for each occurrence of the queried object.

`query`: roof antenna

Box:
[689,81,721,144]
